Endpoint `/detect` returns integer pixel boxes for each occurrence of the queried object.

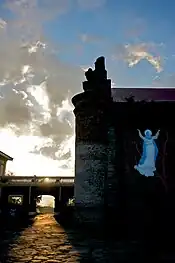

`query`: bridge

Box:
[0,176,74,215]
[0,176,74,186]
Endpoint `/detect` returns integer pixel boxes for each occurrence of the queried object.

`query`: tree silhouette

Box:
[125,95,135,103]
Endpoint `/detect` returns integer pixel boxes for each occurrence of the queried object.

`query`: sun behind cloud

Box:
[0,128,74,177]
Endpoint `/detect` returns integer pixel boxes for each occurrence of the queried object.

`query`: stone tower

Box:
[72,57,113,224]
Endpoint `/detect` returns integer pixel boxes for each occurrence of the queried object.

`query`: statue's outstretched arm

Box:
[137,129,145,140]
[152,130,160,139]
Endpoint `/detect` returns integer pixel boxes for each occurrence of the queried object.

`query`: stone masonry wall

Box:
[106,126,118,209]
[74,142,108,224]
[72,57,112,225]
[75,142,108,206]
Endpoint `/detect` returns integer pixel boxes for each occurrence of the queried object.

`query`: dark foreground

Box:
[0,214,82,263]
[0,214,175,262]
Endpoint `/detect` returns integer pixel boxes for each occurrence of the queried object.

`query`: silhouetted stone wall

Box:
[73,98,109,224]
[75,143,107,206]
[72,57,112,225]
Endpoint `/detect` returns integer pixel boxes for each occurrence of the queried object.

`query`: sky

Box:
[0,0,175,177]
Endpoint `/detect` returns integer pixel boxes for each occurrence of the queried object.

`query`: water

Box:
[0,214,80,262]
[0,213,141,262]
[0,214,109,262]
[0,213,175,262]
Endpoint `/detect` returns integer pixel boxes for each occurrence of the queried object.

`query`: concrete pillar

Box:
[72,56,112,225]
[59,186,62,202]
[2,161,7,176]
[28,187,36,215]
[29,186,31,205]
[54,187,62,214]
[29,199,36,215]
[0,160,6,176]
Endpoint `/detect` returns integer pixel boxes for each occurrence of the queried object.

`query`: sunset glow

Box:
[0,128,74,177]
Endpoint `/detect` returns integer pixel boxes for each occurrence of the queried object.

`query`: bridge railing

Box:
[0,176,74,185]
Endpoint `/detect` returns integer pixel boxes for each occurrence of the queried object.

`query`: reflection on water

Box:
[0,214,173,262]
[4,214,81,262]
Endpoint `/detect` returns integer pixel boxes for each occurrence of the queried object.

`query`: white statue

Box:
[134,129,160,177]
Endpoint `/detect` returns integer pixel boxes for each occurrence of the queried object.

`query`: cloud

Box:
[30,98,75,160]
[5,0,71,22]
[0,18,6,28]
[0,0,83,164]
[112,42,163,73]
[77,0,106,9]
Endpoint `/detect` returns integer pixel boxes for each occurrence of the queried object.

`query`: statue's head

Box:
[144,129,152,138]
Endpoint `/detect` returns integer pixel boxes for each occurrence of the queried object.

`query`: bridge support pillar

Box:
[54,186,62,214]
[72,57,112,226]
[28,187,36,215]
[28,200,36,215]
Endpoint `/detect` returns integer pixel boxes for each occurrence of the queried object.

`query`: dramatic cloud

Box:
[0,0,84,167]
[112,42,163,73]
[1,0,167,176]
